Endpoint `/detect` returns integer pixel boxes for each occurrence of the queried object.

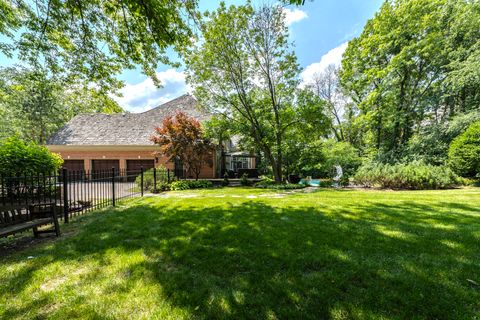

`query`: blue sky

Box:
[0,0,384,112]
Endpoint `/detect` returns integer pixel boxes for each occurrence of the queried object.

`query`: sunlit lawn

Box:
[1,187,479,319]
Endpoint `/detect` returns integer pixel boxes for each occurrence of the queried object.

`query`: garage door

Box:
[91,160,120,179]
[126,159,155,181]
[63,160,85,172]
[62,160,85,181]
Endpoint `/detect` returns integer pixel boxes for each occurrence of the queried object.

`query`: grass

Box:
[1,187,480,319]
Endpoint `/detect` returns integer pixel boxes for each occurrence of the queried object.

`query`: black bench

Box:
[0,203,60,238]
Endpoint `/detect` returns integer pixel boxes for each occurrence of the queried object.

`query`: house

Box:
[47,94,256,179]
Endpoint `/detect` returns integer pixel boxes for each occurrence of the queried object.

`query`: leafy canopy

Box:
[185,2,321,182]
[0,0,198,91]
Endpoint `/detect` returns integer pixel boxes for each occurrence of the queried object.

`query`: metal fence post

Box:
[167,169,171,183]
[112,167,116,207]
[153,167,157,194]
[140,167,144,197]
[62,168,69,223]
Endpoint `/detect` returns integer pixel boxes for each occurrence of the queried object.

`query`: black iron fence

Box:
[0,168,147,224]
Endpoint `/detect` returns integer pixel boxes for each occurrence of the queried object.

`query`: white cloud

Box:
[300,42,348,86]
[283,8,308,26]
[114,69,190,113]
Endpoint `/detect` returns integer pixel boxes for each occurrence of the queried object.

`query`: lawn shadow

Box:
[1,197,479,319]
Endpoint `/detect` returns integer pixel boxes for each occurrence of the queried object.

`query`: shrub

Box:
[240,173,253,186]
[254,179,305,190]
[448,121,480,177]
[170,180,213,190]
[135,166,168,191]
[0,137,63,176]
[354,161,459,190]
[150,182,171,193]
[222,173,230,186]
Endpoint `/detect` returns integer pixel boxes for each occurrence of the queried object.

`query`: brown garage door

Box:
[126,159,155,181]
[63,160,85,172]
[62,160,85,181]
[92,160,119,173]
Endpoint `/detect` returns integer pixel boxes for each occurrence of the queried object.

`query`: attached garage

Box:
[126,159,155,181]
[62,160,85,172]
[91,160,120,172]
[62,159,85,181]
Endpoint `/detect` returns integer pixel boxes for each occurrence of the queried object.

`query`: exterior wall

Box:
[47,145,216,179]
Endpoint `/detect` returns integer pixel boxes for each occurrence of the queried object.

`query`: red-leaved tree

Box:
[150,112,213,180]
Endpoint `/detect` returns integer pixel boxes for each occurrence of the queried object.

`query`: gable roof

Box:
[47,94,210,146]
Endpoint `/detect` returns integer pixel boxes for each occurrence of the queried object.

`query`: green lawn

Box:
[1,187,480,319]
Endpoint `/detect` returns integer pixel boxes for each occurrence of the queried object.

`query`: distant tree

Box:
[185,3,302,182]
[151,112,213,180]
[448,121,480,178]
[309,64,347,141]
[0,67,123,144]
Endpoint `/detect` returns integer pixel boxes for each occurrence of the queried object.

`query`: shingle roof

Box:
[47,94,210,146]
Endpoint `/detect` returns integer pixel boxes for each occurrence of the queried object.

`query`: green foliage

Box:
[341,0,480,161]
[0,137,63,176]
[321,140,361,178]
[0,0,198,91]
[150,182,171,194]
[354,161,459,190]
[222,173,230,187]
[0,67,123,143]
[170,180,213,191]
[185,3,309,182]
[135,166,168,191]
[240,173,252,186]
[448,121,480,177]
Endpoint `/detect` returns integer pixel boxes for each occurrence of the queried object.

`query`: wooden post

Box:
[62,168,69,223]
[112,167,116,207]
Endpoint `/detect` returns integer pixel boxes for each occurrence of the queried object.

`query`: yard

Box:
[1,187,479,319]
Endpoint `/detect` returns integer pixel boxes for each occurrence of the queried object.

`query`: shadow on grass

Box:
[1,198,479,319]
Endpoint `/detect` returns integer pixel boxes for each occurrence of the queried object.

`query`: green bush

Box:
[354,161,459,190]
[254,179,305,190]
[0,137,63,175]
[240,173,253,186]
[448,121,480,178]
[135,166,168,191]
[222,173,229,186]
[150,182,171,193]
[170,180,213,191]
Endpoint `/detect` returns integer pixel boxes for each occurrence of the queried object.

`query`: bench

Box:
[0,203,60,238]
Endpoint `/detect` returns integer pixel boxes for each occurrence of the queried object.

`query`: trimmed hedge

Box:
[354,161,459,190]
[170,180,213,190]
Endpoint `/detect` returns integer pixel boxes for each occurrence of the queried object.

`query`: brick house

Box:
[47,94,256,179]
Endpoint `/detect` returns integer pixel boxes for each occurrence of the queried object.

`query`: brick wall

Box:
[48,146,216,179]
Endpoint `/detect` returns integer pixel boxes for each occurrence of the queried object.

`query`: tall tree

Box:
[150,112,213,180]
[340,0,480,162]
[185,3,302,182]
[0,0,198,91]
[309,64,346,141]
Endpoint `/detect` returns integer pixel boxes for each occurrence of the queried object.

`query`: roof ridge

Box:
[142,93,195,114]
